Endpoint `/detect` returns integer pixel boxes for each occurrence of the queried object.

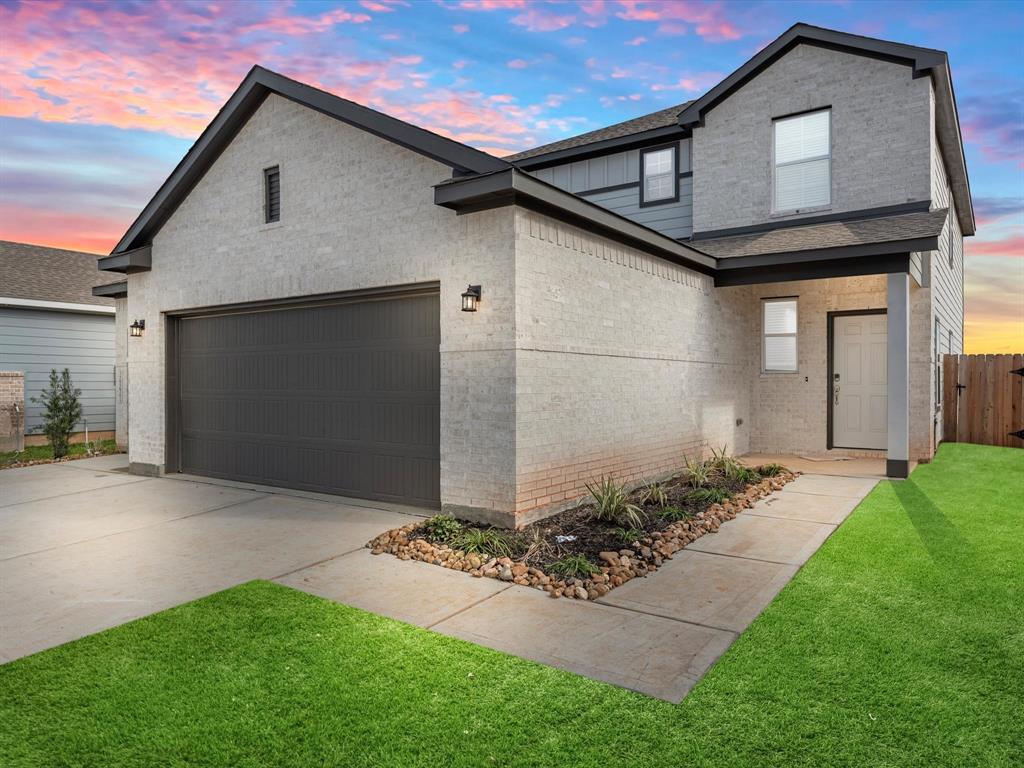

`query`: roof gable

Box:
[111,66,509,254]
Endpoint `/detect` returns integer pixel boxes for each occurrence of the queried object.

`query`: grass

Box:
[1,443,1021,767]
[0,438,119,470]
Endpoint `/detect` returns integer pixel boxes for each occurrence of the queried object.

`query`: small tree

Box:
[31,368,82,459]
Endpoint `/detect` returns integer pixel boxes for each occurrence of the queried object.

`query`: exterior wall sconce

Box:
[461,285,482,312]
[129,319,145,337]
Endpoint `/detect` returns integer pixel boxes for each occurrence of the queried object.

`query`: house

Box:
[0,240,119,450]
[94,24,971,527]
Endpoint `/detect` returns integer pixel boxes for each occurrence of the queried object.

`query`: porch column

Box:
[886,272,910,478]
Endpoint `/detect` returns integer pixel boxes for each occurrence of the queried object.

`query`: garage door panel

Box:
[176,292,440,507]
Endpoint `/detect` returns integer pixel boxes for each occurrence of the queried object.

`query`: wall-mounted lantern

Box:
[129,319,145,338]
[461,285,482,312]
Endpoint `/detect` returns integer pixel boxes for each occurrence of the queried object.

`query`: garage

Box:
[167,288,440,508]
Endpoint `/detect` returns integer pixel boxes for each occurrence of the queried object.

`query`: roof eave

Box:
[509,124,689,170]
[435,169,717,274]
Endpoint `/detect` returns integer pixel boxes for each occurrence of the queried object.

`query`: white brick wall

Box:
[693,43,932,233]
[511,209,754,522]
[125,94,518,513]
[114,296,128,449]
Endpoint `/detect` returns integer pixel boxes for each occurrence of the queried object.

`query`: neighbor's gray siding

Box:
[0,308,115,434]
[529,139,693,239]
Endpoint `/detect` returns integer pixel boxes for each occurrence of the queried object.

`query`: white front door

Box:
[832,313,888,450]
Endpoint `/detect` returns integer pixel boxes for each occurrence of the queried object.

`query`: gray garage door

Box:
[175,292,440,508]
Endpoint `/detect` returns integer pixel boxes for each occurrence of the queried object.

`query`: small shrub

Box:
[422,515,463,543]
[639,480,668,509]
[453,528,520,558]
[684,454,711,488]
[31,368,81,459]
[612,527,645,544]
[758,463,785,477]
[658,505,691,522]
[548,555,598,579]
[710,445,745,479]
[586,477,645,528]
[684,487,732,505]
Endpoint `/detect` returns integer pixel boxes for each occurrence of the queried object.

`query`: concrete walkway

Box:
[3,456,878,703]
[281,472,880,702]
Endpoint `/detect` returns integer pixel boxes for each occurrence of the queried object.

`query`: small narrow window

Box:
[264,166,280,223]
[762,298,798,372]
[639,145,677,205]
[774,109,830,212]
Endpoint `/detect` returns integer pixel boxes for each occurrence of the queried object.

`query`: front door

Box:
[832,313,887,450]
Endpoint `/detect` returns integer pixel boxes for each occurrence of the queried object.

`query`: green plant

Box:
[684,487,732,505]
[683,454,711,488]
[453,528,520,558]
[709,445,745,479]
[585,477,645,528]
[658,505,692,522]
[758,463,786,477]
[612,527,645,544]
[639,480,668,509]
[422,515,463,543]
[31,368,81,459]
[548,555,598,579]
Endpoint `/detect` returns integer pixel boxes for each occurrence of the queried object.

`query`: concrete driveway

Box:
[0,454,419,662]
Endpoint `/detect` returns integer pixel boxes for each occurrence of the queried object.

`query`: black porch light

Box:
[129,319,145,337]
[461,284,482,312]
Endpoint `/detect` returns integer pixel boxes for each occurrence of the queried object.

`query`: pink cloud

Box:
[511,5,575,32]
[965,234,1024,257]
[651,71,723,93]
[614,0,745,42]
[625,36,647,45]
[453,23,470,33]
[507,58,529,69]
[960,90,1024,169]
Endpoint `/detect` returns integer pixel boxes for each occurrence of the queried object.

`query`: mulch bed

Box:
[368,464,799,601]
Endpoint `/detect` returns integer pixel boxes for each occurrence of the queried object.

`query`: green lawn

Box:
[1,443,1021,767]
[0,438,119,469]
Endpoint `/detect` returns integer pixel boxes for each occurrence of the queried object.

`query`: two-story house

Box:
[95,24,972,527]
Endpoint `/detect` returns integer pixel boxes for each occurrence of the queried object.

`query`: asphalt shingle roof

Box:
[691,209,949,259]
[0,240,113,306]
[505,102,693,163]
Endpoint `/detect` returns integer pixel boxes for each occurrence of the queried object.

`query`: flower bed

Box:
[368,456,797,601]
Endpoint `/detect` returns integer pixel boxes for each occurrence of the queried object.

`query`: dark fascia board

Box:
[111,66,509,255]
[678,24,947,129]
[711,235,939,270]
[691,201,932,241]
[715,252,911,287]
[509,125,688,171]
[98,245,152,274]
[434,169,717,274]
[92,280,128,298]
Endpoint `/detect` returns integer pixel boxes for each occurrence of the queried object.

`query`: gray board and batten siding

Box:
[0,307,116,434]
[529,139,694,240]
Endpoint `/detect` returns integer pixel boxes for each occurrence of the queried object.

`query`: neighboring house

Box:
[0,240,119,446]
[95,24,971,527]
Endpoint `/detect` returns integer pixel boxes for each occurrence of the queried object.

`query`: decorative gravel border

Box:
[368,470,798,601]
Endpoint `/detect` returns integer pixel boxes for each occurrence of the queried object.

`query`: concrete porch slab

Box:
[744,489,860,525]
[276,550,510,628]
[431,586,736,703]
[686,513,836,565]
[598,550,799,633]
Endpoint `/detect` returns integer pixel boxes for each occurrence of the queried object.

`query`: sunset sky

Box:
[1,0,1020,352]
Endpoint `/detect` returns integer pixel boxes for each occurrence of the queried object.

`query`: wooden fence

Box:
[942,354,1024,447]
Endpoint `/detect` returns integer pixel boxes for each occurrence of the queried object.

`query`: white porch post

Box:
[886,271,910,478]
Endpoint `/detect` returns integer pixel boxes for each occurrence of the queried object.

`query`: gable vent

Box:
[264,166,280,223]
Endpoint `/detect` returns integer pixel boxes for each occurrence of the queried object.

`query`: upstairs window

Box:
[762,298,798,372]
[640,145,678,206]
[264,166,280,223]
[774,109,830,212]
